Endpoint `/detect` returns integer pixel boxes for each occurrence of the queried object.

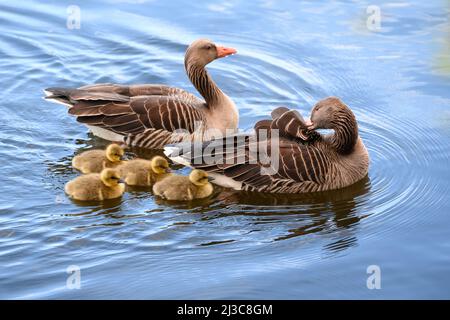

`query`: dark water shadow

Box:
[207,176,372,252]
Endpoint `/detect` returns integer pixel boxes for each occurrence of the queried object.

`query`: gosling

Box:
[65,168,125,201]
[72,143,125,174]
[153,169,214,201]
[118,156,171,186]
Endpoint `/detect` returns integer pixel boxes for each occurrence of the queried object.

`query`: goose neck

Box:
[330,111,359,154]
[185,63,222,106]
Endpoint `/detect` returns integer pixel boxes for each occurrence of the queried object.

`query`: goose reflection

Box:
[214,175,371,252]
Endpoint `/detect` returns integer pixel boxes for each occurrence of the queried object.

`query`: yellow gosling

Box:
[72,143,125,174]
[153,169,213,201]
[65,168,125,201]
[118,156,171,186]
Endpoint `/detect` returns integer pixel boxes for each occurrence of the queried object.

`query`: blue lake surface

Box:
[0,0,449,299]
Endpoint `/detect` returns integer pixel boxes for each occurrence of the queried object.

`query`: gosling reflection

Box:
[67,196,124,216]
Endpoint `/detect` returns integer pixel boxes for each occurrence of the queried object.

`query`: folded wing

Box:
[45,84,206,148]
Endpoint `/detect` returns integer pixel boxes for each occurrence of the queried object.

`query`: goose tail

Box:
[43,87,74,107]
[164,143,193,167]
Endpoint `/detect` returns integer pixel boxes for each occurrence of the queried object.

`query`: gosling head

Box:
[185,39,237,69]
[307,97,353,130]
[150,156,170,175]
[105,143,124,162]
[189,169,212,187]
[100,168,123,187]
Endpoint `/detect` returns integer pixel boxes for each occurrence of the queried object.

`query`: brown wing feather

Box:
[271,106,290,119]
[71,95,204,138]
[276,139,328,184]
[46,83,206,149]
[77,83,203,104]
[188,134,329,191]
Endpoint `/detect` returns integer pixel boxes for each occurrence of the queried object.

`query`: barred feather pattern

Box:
[329,108,359,154]
[178,105,368,194]
[46,80,225,149]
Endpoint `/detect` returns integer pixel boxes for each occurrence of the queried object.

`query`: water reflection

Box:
[2,0,450,299]
[216,176,371,250]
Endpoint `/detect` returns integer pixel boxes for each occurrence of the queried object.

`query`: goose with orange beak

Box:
[44,39,239,149]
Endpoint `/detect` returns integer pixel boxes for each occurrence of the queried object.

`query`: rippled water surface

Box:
[1,0,450,299]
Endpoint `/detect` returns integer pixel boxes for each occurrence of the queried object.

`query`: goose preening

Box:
[44,39,238,149]
[72,143,125,173]
[118,155,171,186]
[65,168,125,201]
[153,169,214,200]
[166,97,369,193]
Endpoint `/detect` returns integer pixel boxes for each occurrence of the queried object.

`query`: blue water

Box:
[0,0,449,299]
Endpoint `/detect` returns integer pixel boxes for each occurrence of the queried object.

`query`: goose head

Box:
[150,156,171,175]
[189,169,212,186]
[306,97,353,130]
[185,39,237,68]
[100,168,123,187]
[105,143,124,162]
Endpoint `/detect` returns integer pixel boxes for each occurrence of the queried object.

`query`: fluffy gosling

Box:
[72,143,125,174]
[118,156,171,186]
[65,168,125,201]
[153,169,214,201]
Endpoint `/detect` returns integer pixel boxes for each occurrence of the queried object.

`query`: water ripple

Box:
[1,0,450,299]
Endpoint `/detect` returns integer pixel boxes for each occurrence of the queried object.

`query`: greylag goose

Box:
[153,169,214,200]
[44,39,238,149]
[166,97,369,193]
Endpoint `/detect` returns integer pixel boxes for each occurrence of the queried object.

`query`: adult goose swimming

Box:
[166,97,369,193]
[44,39,238,149]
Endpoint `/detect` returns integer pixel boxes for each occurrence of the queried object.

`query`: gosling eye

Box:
[204,44,212,50]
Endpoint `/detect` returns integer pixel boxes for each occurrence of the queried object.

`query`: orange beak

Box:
[216,46,237,58]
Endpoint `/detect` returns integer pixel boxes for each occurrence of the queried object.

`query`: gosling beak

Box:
[216,46,237,58]
[166,168,172,173]
[207,176,215,182]
[305,119,316,131]
[118,179,125,184]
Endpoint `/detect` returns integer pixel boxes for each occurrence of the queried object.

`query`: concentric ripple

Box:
[1,0,450,299]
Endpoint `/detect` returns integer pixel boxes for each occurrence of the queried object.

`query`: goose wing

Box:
[45,85,206,148]
[77,83,203,105]
[269,106,320,142]
[175,131,329,192]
